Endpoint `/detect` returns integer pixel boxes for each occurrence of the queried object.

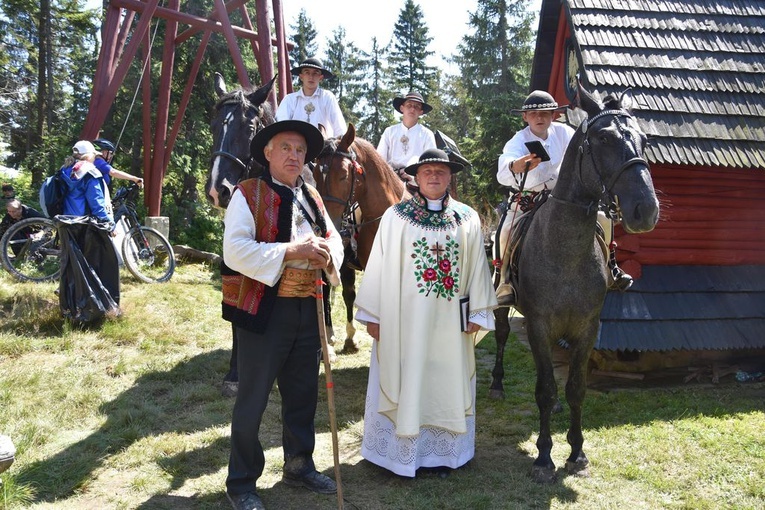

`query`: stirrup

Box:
[496,292,516,307]
[609,271,633,292]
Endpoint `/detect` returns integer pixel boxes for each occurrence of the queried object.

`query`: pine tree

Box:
[454,0,536,210]
[324,27,365,131]
[388,0,437,95]
[0,0,99,184]
[288,9,319,67]
[356,38,395,143]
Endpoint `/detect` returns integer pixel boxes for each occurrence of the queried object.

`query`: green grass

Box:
[1,264,764,509]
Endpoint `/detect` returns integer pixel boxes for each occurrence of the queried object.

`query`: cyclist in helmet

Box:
[92,138,144,188]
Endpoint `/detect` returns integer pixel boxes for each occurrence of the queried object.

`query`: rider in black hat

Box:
[377,91,437,185]
[495,90,632,307]
[275,57,347,138]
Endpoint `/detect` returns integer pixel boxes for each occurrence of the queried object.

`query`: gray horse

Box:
[505,83,659,483]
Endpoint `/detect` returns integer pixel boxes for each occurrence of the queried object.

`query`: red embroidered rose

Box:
[442,276,454,289]
[439,259,451,272]
[423,268,437,281]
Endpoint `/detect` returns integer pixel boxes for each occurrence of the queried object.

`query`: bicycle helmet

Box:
[93,138,117,152]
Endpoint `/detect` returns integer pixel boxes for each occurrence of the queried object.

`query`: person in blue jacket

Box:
[61,140,113,223]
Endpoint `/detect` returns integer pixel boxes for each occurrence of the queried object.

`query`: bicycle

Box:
[0,182,175,283]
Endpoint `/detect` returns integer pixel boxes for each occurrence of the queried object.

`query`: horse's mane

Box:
[214,88,275,125]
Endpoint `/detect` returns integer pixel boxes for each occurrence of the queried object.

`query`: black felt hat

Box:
[512,90,568,114]
[392,91,433,114]
[404,148,464,176]
[290,57,334,79]
[250,120,324,167]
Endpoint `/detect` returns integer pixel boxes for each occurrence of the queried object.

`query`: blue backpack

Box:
[39,169,66,218]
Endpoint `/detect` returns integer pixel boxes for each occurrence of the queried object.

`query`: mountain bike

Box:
[0,182,175,283]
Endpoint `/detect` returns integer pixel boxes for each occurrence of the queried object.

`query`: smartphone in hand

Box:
[524,141,551,162]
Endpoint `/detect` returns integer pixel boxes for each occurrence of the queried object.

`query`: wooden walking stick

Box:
[315,270,344,509]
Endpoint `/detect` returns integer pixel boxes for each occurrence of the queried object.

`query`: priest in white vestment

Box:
[355,149,497,477]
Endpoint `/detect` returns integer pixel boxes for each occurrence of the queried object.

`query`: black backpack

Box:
[39,169,66,218]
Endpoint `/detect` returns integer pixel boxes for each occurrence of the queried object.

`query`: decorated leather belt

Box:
[277,267,317,298]
[510,190,538,212]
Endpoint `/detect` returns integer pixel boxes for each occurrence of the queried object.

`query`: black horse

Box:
[206,73,275,209]
[207,74,275,394]
[492,83,659,482]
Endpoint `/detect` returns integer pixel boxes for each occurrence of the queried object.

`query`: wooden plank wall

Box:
[615,165,765,276]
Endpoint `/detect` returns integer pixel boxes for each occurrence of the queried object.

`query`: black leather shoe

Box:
[226,491,265,510]
[282,470,337,494]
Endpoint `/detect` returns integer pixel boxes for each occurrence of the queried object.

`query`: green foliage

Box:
[453,0,537,220]
[1,0,541,250]
[324,27,366,129]
[356,38,396,143]
[389,0,437,94]
[1,0,99,183]
[288,9,319,66]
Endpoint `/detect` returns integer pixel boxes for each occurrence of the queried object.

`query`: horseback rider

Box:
[376,91,437,186]
[494,90,633,307]
[276,57,346,138]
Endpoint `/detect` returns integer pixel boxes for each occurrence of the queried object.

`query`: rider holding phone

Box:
[495,90,632,306]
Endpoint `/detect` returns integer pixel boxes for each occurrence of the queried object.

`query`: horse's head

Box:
[571,83,660,233]
[206,74,275,208]
[313,123,362,231]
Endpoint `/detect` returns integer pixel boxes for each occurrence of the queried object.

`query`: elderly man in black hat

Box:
[275,57,346,138]
[494,90,632,306]
[377,91,437,184]
[222,120,345,510]
[354,148,497,477]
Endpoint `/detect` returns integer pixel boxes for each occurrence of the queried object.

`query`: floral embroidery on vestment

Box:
[394,194,475,300]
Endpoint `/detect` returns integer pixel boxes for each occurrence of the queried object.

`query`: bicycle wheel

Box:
[121,226,175,283]
[0,217,61,283]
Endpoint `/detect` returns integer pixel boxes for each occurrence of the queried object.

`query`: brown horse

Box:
[313,123,408,351]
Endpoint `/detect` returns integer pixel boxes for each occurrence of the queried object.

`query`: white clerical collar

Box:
[426,195,445,211]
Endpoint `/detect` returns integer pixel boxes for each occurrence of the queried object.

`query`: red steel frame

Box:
[80,0,293,216]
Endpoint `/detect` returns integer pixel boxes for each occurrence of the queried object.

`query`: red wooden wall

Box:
[616,165,765,277]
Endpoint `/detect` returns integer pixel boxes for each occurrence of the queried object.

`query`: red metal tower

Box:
[80,0,292,216]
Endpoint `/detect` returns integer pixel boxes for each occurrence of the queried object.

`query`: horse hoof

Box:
[565,460,590,477]
[221,381,238,398]
[530,465,557,484]
[488,389,505,400]
[342,338,359,354]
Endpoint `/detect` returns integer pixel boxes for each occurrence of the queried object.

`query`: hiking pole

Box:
[315,270,344,510]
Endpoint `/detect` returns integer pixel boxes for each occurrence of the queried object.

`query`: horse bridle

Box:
[315,142,367,236]
[211,100,266,177]
[564,108,649,217]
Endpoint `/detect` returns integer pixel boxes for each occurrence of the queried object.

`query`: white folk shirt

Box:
[222,178,344,287]
[376,122,437,170]
[497,122,575,192]
[275,87,346,138]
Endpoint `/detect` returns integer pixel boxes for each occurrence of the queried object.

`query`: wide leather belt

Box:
[277,267,316,298]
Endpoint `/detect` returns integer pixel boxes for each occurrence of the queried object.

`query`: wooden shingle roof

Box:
[532,0,765,169]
